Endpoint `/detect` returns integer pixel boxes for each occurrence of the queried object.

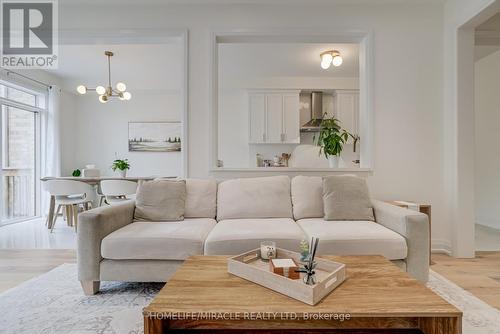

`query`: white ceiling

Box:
[45,43,184,92]
[219,43,359,79]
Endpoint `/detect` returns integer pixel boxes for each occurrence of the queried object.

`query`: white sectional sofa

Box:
[77,175,429,295]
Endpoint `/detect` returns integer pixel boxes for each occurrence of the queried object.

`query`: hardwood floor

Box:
[0,249,76,293]
[431,251,500,310]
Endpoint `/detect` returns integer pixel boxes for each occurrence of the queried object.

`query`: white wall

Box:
[56,1,447,247]
[474,49,500,230]
[69,90,182,177]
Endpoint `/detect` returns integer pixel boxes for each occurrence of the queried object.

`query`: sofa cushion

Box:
[323,175,375,221]
[297,218,407,260]
[185,178,217,218]
[101,218,216,260]
[204,218,305,255]
[134,179,186,221]
[216,176,293,221]
[291,176,323,220]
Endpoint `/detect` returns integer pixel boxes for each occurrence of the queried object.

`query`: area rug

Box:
[0,264,499,334]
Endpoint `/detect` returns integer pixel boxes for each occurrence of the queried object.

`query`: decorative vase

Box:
[328,155,340,168]
[118,169,127,178]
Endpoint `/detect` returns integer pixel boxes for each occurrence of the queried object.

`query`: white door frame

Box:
[208,29,374,172]
[444,0,500,257]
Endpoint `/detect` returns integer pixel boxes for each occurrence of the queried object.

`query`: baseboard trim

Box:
[431,239,452,255]
[476,221,500,231]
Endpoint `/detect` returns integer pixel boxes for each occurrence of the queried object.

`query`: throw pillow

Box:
[134,179,186,221]
[322,175,375,221]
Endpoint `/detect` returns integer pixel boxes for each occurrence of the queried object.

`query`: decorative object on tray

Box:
[71,169,81,177]
[270,258,299,279]
[260,241,276,261]
[227,247,346,305]
[128,121,182,152]
[297,237,320,285]
[299,239,310,262]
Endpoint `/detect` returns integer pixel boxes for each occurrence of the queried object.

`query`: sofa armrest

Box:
[77,201,135,282]
[372,199,429,283]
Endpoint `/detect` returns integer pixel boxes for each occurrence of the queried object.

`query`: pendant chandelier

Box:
[76,51,131,103]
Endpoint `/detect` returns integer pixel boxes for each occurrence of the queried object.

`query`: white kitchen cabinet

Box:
[248,90,300,144]
[335,90,359,136]
[248,94,266,143]
[266,94,284,143]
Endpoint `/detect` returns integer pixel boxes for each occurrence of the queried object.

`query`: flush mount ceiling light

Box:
[320,50,343,69]
[76,51,131,103]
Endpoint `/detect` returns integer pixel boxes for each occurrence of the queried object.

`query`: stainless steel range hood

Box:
[300,91,323,132]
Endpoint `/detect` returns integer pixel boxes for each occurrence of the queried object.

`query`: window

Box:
[1,85,37,107]
[0,81,45,224]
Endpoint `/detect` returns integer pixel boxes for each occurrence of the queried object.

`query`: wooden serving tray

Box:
[227,248,346,305]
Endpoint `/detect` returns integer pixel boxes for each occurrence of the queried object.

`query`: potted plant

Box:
[111,159,131,177]
[315,115,351,168]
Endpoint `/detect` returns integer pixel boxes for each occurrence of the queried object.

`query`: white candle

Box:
[260,241,276,260]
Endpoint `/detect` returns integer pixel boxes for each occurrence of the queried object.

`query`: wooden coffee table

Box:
[143,255,461,333]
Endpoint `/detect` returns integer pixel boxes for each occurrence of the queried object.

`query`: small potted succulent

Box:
[111,159,130,178]
[299,240,310,262]
[315,115,351,168]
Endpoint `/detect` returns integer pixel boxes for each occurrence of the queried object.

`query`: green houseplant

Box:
[315,116,351,168]
[111,159,131,177]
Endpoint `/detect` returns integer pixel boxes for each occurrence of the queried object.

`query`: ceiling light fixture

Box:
[320,50,343,69]
[76,51,131,103]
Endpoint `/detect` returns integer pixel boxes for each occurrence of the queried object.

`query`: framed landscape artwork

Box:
[128,122,182,152]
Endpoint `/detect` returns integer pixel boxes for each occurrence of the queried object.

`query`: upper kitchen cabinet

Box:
[335,90,359,137]
[248,90,300,144]
[248,93,266,143]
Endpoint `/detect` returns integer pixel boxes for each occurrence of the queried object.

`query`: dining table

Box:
[40,176,175,229]
[40,176,161,185]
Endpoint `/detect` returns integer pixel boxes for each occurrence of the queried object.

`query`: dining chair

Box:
[43,180,96,232]
[99,179,137,206]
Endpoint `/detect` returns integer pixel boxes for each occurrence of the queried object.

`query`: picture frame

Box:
[128,121,182,152]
